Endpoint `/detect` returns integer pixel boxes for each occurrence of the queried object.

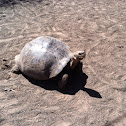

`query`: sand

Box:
[0,0,126,126]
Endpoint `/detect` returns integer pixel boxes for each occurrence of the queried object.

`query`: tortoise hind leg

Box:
[11,54,20,74]
[58,74,69,89]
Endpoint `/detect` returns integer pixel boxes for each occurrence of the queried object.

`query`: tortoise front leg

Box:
[58,74,69,89]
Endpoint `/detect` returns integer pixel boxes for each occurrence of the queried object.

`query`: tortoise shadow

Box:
[24,62,102,98]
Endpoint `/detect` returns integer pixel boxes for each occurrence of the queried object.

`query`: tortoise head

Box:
[70,51,86,69]
[74,51,86,60]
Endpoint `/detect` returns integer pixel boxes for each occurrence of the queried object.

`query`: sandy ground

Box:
[0,0,126,126]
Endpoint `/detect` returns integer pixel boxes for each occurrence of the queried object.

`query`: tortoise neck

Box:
[70,57,80,69]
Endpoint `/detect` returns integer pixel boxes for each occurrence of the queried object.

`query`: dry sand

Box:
[0,0,126,126]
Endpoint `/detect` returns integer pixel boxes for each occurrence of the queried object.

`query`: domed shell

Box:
[19,36,73,80]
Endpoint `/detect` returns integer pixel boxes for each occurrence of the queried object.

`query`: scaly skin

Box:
[70,51,86,69]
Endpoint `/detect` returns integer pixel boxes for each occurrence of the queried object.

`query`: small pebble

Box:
[1,14,6,17]
[4,88,15,92]
[118,46,124,48]
[2,58,7,61]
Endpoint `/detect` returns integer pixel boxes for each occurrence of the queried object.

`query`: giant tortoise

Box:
[11,36,86,89]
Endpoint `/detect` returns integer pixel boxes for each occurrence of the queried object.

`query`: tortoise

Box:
[11,36,86,89]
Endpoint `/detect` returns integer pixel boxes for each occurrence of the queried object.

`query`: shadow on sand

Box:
[24,62,102,98]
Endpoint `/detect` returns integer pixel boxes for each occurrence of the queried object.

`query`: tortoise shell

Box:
[18,36,73,80]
